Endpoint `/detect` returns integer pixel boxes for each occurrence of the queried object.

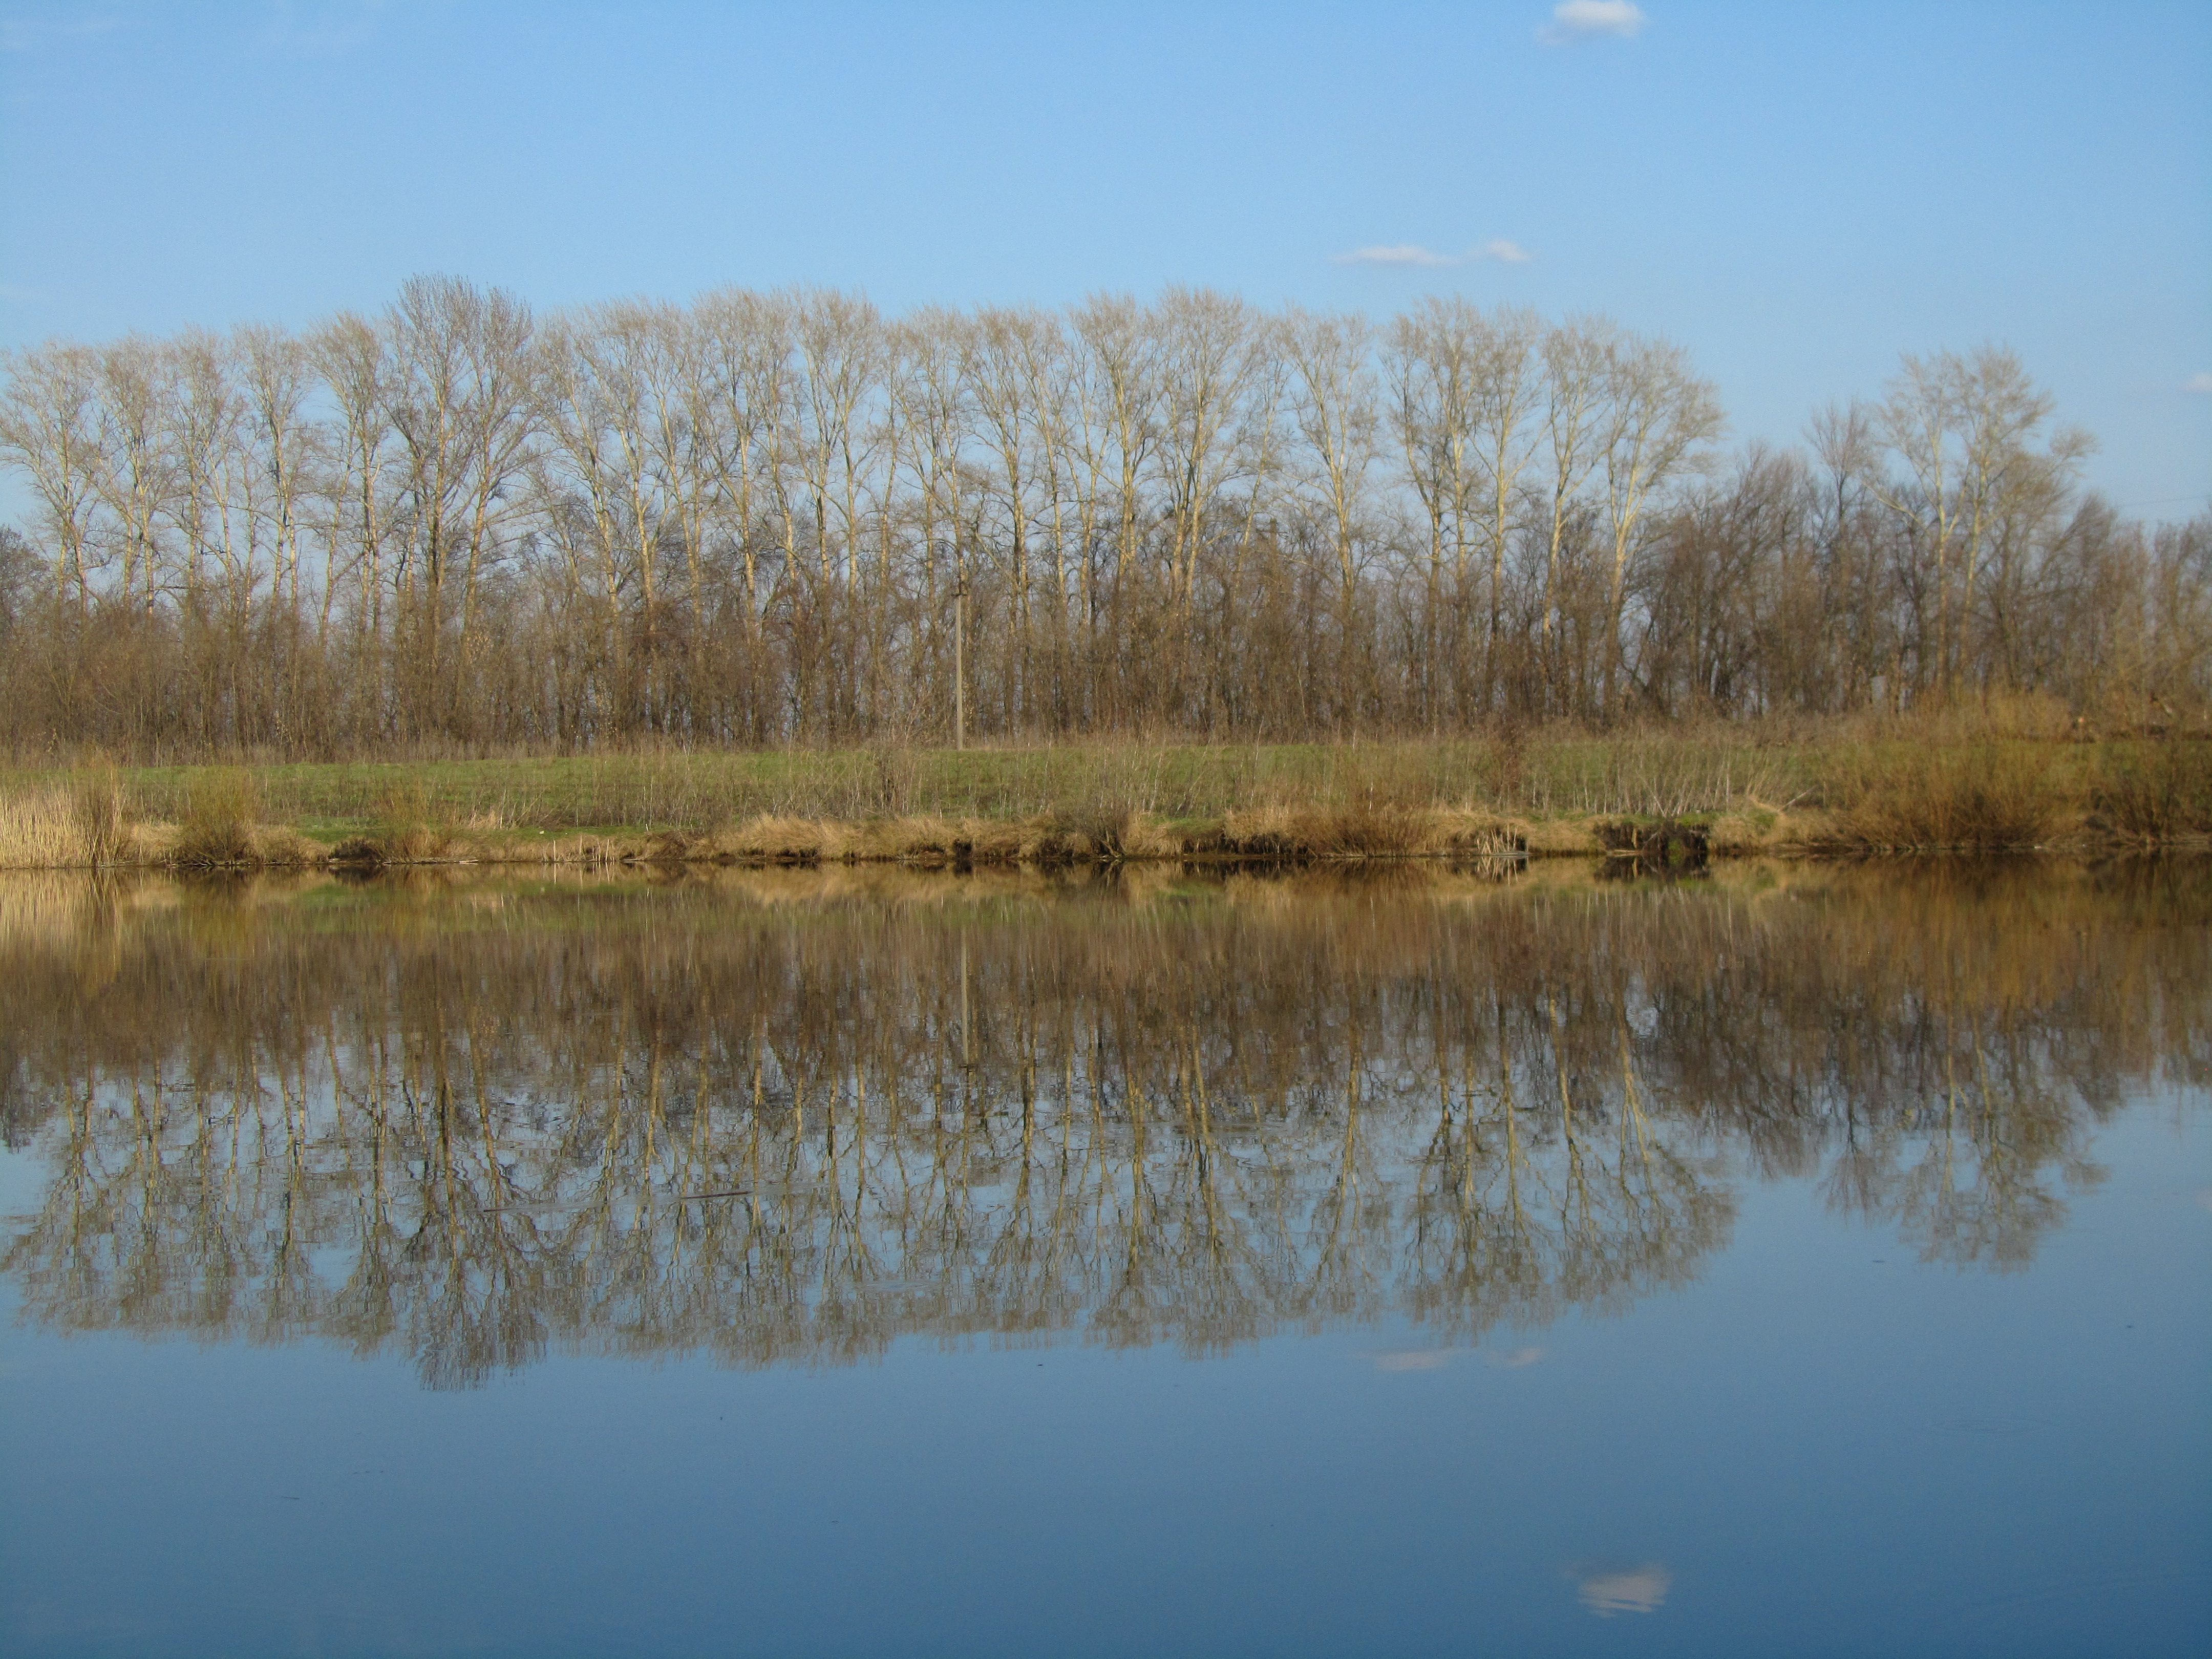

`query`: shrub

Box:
[172,769,262,867]
[1829,743,2061,850]
[2091,741,2212,841]
[370,776,455,863]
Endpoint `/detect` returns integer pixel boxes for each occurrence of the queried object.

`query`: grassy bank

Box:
[3,723,2209,871]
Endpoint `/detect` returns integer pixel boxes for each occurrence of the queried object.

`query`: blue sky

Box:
[3,0,2207,513]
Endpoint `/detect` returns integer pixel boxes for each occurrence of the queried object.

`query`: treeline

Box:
[1,276,2205,758]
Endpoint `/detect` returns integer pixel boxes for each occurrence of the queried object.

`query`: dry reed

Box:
[0,786,98,869]
[0,763,133,868]
[1822,743,2064,850]
[2090,741,2212,843]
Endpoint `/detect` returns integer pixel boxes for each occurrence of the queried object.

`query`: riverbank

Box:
[2,725,2207,870]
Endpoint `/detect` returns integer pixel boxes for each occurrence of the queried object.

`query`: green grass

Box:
[3,728,2206,860]
[39,737,1824,835]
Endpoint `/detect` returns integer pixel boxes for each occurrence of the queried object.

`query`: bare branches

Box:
[0,281,2191,755]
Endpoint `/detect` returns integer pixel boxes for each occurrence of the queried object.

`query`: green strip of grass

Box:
[6,730,2207,856]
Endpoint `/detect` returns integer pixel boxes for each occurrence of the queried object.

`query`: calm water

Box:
[1,859,2207,1658]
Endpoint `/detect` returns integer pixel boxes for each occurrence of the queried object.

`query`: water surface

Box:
[3,860,2207,1656]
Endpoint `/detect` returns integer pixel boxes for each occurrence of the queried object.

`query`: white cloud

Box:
[1332,241,1533,269]
[2185,373,2212,395]
[1541,1,1646,45]
[1334,245,1459,268]
[1574,1564,1672,1617]
[1485,1345,1547,1368]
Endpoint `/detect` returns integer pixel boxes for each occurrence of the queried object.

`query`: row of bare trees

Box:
[2,276,2202,756]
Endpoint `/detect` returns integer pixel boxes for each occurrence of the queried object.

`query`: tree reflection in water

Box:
[2,859,2203,1389]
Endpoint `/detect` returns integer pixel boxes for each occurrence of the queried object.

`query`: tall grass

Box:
[166,769,321,868]
[363,778,458,863]
[171,768,262,867]
[0,760,131,868]
[2091,741,2212,842]
[1,717,2205,868]
[72,762,129,865]
[0,786,100,868]
[1822,742,2064,850]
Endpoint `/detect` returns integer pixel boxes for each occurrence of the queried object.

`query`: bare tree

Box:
[1386,300,1542,715]
[0,342,103,620]
[384,275,537,736]
[0,282,2193,755]
[1538,320,1613,712]
[1875,345,2090,701]
[311,311,401,673]
[961,306,1062,729]
[1285,306,1378,719]
[1595,332,1724,710]
[89,337,177,618]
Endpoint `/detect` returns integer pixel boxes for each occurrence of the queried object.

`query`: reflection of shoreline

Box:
[2,859,2200,1388]
[0,848,2011,931]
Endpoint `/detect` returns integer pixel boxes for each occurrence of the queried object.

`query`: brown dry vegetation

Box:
[2090,740,2212,844]
[0,784,103,870]
[3,709,2208,870]
[3,284,2206,762]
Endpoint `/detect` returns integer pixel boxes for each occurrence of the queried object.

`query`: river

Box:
[2,859,2206,1656]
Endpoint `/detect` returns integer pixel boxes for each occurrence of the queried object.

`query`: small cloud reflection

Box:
[1372,1343,1544,1371]
[2195,1187,2212,1211]
[1572,1563,1672,1617]
[1372,1349,1455,1372]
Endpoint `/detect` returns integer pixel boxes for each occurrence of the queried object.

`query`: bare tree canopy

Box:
[0,279,2201,757]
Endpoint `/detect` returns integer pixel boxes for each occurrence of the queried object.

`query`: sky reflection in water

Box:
[2,859,2207,1657]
